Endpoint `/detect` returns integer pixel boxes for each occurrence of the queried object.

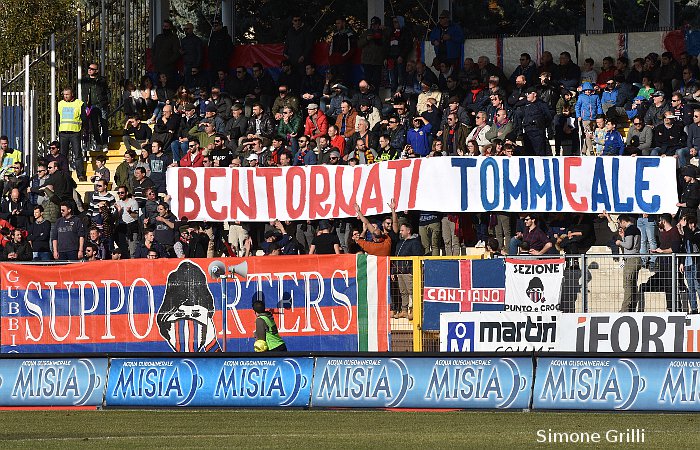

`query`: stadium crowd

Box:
[3,13,700,313]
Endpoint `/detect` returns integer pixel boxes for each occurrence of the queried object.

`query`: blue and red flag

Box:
[422,259,505,330]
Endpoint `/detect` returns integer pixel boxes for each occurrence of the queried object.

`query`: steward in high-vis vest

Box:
[252,295,287,352]
[57,88,87,181]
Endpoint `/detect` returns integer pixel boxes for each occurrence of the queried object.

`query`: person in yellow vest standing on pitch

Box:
[58,88,87,181]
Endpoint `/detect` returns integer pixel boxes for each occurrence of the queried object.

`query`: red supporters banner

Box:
[0,255,390,353]
[166,157,678,222]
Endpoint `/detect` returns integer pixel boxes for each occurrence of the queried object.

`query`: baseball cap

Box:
[246,153,259,161]
[652,91,665,98]
[318,220,332,230]
[329,150,341,158]
[205,104,218,112]
[307,103,319,110]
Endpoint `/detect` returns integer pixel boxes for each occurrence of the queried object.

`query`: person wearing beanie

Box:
[252,293,287,352]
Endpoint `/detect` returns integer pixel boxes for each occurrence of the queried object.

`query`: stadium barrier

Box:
[1,252,698,354]
[2,353,700,411]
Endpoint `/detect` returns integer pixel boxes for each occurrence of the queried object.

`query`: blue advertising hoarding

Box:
[311,357,532,409]
[0,358,107,406]
[533,357,700,411]
[106,357,313,407]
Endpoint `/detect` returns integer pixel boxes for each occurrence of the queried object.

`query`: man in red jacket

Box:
[304,103,328,143]
[179,138,204,167]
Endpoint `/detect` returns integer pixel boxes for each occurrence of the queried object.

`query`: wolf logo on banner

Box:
[422,259,506,330]
[505,259,564,313]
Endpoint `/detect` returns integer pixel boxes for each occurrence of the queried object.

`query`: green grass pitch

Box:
[0,410,699,448]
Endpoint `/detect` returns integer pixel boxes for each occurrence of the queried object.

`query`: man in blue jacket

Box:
[575,82,603,155]
[406,116,432,156]
[602,119,625,155]
[429,10,464,66]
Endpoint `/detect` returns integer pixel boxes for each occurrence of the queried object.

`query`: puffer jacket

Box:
[575,83,603,120]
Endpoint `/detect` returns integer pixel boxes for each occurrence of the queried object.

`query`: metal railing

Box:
[386,253,699,352]
[0,0,151,170]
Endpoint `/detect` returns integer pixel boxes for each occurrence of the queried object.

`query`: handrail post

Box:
[672,253,678,312]
[23,55,29,161]
[0,78,4,137]
[50,34,57,142]
[76,10,83,101]
[100,0,107,76]
[581,253,587,313]
[124,0,131,79]
[412,257,423,352]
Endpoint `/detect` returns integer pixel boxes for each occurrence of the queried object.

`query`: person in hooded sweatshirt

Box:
[252,293,287,352]
[575,81,603,155]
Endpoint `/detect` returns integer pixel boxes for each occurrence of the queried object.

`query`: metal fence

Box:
[387,253,700,352]
[0,0,151,171]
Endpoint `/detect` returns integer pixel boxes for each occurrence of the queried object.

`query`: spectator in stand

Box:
[57,88,87,181]
[616,214,642,312]
[28,205,51,261]
[352,203,392,256]
[651,111,688,166]
[179,138,204,167]
[384,116,406,151]
[284,15,313,76]
[639,213,682,312]
[645,91,671,127]
[601,119,625,156]
[430,11,463,67]
[304,103,329,143]
[87,227,111,261]
[323,81,349,122]
[386,16,413,93]
[114,187,138,258]
[148,140,172,194]
[329,17,355,84]
[41,160,75,204]
[659,51,682,95]
[208,19,234,79]
[677,166,700,219]
[308,220,341,254]
[293,136,317,166]
[0,187,30,229]
[477,57,507,90]
[132,167,155,215]
[86,179,115,234]
[678,214,700,314]
[152,19,181,80]
[80,61,110,147]
[247,63,276,111]
[406,116,431,157]
[440,112,469,156]
[508,214,553,256]
[27,163,49,209]
[44,141,69,174]
[271,85,300,121]
[243,103,275,146]
[358,17,387,94]
[557,51,581,90]
[150,201,177,256]
[150,103,179,151]
[123,115,152,152]
[670,91,694,126]
[462,110,488,151]
[510,52,538,87]
[134,228,166,259]
[1,229,32,261]
[336,100,358,141]
[188,119,217,150]
[575,82,603,155]
[596,56,616,88]
[485,108,512,144]
[626,117,653,155]
[51,201,85,261]
[180,23,203,84]
[393,221,423,319]
[580,58,597,84]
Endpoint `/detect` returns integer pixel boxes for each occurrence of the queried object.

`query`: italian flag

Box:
[356,254,390,351]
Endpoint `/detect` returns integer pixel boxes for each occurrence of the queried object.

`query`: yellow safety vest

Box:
[58,99,84,132]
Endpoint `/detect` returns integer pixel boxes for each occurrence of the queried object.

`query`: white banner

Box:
[556,313,699,353]
[440,311,560,352]
[505,258,565,313]
[166,156,678,222]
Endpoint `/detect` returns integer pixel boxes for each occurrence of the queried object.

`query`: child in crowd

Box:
[591,115,607,156]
